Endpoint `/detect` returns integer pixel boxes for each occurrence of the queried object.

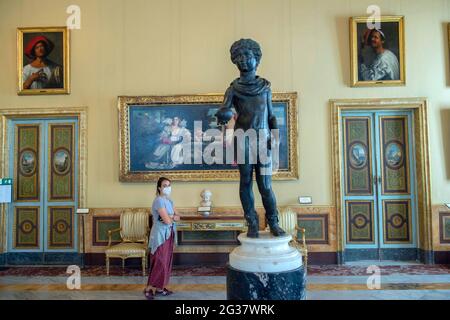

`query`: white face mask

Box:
[162,186,172,196]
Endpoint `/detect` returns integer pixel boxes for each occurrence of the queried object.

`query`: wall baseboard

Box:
[343,248,420,262]
[0,253,81,265]
[6,251,448,266]
[85,252,337,266]
[433,251,450,264]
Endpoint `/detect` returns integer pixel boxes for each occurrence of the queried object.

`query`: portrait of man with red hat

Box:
[350,16,405,87]
[18,27,69,94]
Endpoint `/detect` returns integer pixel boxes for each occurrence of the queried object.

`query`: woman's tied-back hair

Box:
[156,177,171,196]
[230,38,262,66]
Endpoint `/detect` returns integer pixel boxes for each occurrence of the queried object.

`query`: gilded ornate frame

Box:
[330,98,432,260]
[17,27,70,95]
[118,93,299,182]
[0,107,87,254]
[448,23,450,63]
[350,16,405,87]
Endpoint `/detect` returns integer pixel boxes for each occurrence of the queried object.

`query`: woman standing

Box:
[144,177,180,299]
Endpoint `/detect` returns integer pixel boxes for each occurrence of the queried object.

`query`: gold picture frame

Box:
[350,16,405,87]
[17,27,70,95]
[118,93,299,182]
[448,23,450,61]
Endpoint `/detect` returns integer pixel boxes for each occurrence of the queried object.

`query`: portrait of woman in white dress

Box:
[151,117,192,168]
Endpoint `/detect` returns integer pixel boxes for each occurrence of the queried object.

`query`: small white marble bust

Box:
[200,189,212,207]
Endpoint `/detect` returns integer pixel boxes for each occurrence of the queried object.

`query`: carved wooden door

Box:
[7,118,78,259]
[341,111,417,261]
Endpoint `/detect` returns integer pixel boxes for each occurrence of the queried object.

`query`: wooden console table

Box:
[174,211,247,254]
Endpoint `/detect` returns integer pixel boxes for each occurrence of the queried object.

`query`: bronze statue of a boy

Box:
[216,38,286,238]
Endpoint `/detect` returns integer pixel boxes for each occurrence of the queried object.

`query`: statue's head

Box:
[201,189,212,201]
[230,38,262,69]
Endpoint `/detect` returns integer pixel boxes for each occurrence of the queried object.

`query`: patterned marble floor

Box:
[0,265,449,300]
[1,264,448,277]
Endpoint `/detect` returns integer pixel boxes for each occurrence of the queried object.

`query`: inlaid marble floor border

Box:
[2,268,450,300]
[1,264,449,277]
[1,283,450,292]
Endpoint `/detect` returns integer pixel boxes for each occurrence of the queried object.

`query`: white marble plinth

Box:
[229,231,302,273]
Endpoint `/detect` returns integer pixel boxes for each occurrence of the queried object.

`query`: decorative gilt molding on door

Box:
[330,98,432,255]
[0,107,88,253]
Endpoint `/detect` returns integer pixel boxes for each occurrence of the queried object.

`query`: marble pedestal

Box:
[227,231,306,300]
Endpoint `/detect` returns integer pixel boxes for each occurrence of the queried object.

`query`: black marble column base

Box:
[227,264,306,300]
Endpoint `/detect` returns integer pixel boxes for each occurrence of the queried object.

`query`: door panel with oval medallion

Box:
[7,119,78,259]
[341,111,417,261]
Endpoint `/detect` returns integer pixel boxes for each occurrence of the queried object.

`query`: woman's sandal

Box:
[143,288,154,300]
[155,288,173,296]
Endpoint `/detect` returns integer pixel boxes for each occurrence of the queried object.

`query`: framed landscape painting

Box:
[118,93,298,182]
[350,16,405,87]
[17,26,70,95]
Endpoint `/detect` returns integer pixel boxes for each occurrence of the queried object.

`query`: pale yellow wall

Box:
[1,0,450,208]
